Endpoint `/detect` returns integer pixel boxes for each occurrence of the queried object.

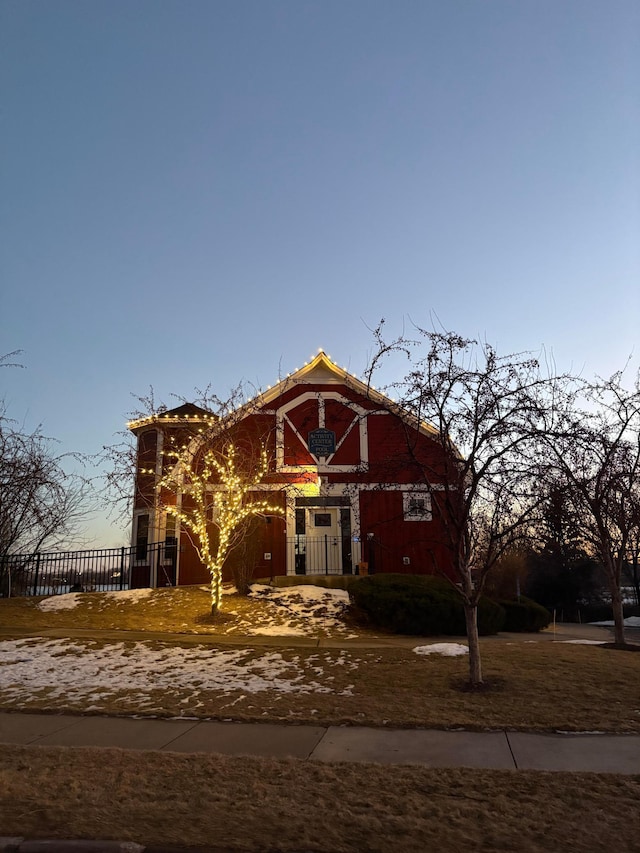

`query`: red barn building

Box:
[128,351,457,587]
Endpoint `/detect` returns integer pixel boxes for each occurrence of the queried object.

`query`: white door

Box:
[306,508,341,573]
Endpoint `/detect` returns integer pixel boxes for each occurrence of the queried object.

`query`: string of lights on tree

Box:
[153,439,283,614]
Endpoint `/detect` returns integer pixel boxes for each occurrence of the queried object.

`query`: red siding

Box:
[359,490,454,578]
[133,373,459,586]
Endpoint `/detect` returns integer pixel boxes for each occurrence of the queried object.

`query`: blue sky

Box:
[1,0,639,544]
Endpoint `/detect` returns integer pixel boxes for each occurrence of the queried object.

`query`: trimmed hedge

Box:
[348,574,505,636]
[498,597,552,632]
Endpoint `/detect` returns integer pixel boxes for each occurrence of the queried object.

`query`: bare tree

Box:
[624,489,640,606]
[1,352,90,578]
[224,515,265,596]
[99,384,250,526]
[367,325,555,687]
[98,388,169,526]
[540,369,640,646]
[524,481,604,617]
[101,380,294,613]
[0,407,90,593]
[0,350,25,371]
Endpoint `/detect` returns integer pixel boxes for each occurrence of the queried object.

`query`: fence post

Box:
[119,547,125,590]
[33,552,41,597]
[3,558,11,598]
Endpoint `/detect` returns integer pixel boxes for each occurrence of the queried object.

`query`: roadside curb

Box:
[0,842,143,853]
[0,841,229,853]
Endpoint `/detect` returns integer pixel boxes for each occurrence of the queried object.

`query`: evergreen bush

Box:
[348,574,505,636]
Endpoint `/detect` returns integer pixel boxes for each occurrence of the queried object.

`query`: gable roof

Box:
[127,350,439,441]
[240,350,439,439]
[255,350,373,404]
[127,402,216,433]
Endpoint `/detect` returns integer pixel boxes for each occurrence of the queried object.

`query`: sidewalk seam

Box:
[306,725,330,759]
[504,730,519,769]
[154,720,201,751]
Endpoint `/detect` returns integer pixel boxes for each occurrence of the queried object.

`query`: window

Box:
[403,492,432,521]
[135,514,149,559]
[164,513,177,562]
[314,513,332,527]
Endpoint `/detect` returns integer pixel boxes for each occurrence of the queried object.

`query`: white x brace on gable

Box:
[275,391,375,472]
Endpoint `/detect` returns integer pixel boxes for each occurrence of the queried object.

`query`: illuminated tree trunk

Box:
[209,561,222,615]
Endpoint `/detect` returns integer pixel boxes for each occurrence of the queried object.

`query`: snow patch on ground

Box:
[38,587,156,611]
[103,588,154,603]
[0,638,354,704]
[231,583,353,637]
[413,643,469,657]
[37,593,81,612]
[590,616,640,628]
[249,626,306,637]
[560,640,606,645]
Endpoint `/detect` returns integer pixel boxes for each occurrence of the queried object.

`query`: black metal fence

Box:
[0,542,175,598]
[286,535,358,576]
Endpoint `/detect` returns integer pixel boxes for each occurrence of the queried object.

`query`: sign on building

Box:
[308,428,336,457]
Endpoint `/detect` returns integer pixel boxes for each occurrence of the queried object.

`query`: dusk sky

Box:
[2,1,639,545]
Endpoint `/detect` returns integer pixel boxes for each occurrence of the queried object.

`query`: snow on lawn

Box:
[560,640,607,645]
[413,643,469,657]
[236,584,355,637]
[590,616,640,628]
[249,626,307,637]
[0,638,356,709]
[37,587,155,612]
[34,583,356,637]
[105,588,154,604]
[37,593,82,612]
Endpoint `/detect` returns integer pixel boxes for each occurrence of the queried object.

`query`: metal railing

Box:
[286,535,361,576]
[0,542,176,598]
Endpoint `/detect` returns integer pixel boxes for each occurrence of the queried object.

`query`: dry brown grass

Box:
[1,639,639,732]
[0,744,638,852]
[0,585,372,638]
[1,586,638,732]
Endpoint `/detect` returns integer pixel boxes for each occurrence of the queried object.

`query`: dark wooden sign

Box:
[308,428,336,457]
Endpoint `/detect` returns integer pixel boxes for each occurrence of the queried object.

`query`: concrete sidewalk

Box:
[1,711,639,774]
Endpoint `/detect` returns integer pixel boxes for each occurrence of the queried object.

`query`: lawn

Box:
[0,585,638,732]
[0,583,365,638]
[1,585,639,851]
[1,745,639,852]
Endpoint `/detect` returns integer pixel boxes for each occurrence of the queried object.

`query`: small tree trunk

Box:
[464,602,483,686]
[610,585,626,646]
[632,558,640,608]
[209,564,222,616]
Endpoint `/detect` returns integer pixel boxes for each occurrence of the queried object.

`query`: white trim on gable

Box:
[275,391,371,473]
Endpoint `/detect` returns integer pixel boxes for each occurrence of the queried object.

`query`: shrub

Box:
[348,574,505,636]
[498,596,552,632]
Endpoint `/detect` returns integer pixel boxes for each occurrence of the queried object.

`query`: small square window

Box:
[314,513,332,527]
[403,492,432,521]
